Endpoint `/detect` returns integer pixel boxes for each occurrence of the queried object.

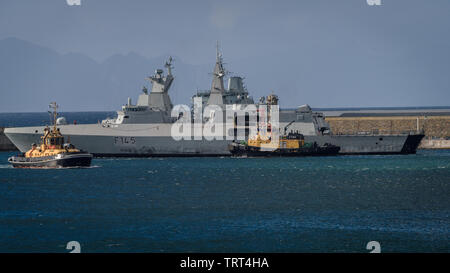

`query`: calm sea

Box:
[0,113,449,252]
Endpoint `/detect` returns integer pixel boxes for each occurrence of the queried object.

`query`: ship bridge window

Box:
[126,107,145,112]
[48,137,63,145]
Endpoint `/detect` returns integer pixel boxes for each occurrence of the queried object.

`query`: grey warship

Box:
[4,48,423,156]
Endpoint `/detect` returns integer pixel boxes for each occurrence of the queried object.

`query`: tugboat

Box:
[229,130,340,157]
[8,102,92,168]
[229,93,340,157]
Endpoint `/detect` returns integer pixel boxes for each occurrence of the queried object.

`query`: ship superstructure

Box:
[193,45,254,109]
[103,57,175,126]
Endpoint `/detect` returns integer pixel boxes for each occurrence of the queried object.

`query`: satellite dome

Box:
[56,117,67,125]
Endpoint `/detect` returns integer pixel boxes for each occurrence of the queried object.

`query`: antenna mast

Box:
[49,102,58,132]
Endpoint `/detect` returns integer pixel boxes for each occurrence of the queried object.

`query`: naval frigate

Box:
[4,48,423,156]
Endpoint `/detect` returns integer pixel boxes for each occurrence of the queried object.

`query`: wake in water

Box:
[61,165,102,169]
[48,165,103,170]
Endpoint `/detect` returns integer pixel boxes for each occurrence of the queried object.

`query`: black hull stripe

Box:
[92,151,418,158]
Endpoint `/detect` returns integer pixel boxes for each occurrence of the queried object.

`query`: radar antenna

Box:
[216,41,221,62]
[212,42,228,78]
[165,56,173,76]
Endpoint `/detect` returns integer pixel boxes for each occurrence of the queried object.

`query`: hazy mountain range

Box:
[0,37,214,112]
[1,36,449,113]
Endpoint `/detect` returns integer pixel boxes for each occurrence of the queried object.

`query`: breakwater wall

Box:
[0,127,17,151]
[326,116,450,149]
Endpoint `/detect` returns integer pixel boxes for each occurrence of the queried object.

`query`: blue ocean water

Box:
[0,150,449,253]
[0,112,449,252]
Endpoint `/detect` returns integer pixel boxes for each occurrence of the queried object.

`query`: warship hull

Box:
[4,124,423,157]
[305,134,424,155]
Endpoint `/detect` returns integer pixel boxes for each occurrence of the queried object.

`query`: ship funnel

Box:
[228,77,244,93]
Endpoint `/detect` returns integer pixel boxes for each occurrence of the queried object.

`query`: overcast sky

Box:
[1,0,449,109]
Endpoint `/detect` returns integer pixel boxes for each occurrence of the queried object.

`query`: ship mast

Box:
[207,41,226,106]
[49,102,58,133]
